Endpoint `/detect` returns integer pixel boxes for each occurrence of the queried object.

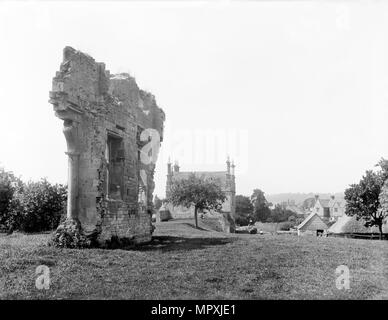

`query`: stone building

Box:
[311,195,345,222]
[165,158,236,232]
[49,47,165,245]
[297,212,328,236]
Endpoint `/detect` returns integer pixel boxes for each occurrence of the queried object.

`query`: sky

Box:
[0,1,388,199]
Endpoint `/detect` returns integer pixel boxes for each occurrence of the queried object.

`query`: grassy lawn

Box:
[0,218,387,299]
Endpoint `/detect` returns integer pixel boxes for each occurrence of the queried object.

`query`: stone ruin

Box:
[49,47,165,246]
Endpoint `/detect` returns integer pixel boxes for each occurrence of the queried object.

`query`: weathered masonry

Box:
[49,47,165,245]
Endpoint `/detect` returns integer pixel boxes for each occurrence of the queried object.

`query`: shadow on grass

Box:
[180,223,210,232]
[131,235,236,252]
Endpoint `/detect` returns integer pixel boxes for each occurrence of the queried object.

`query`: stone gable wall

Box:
[50,47,165,245]
[165,167,236,232]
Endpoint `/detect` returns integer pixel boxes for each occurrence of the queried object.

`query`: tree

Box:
[250,189,271,222]
[344,169,386,239]
[167,174,226,228]
[234,195,254,226]
[377,159,388,238]
[0,167,23,232]
[0,169,67,233]
[268,204,296,223]
[377,180,388,237]
[153,195,163,211]
[378,158,388,180]
[10,179,67,232]
[301,197,315,211]
[0,168,15,226]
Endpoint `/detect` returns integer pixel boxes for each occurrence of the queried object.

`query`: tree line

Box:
[234,189,304,227]
[0,167,67,233]
[2,157,387,237]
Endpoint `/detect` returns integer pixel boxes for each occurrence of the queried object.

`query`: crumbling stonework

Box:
[49,47,165,246]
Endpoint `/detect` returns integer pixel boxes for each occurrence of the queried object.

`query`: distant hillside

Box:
[266,192,344,205]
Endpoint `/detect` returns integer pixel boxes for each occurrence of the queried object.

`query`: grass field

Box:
[0,219,387,299]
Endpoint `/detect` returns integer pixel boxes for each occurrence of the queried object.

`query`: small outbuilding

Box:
[297,212,328,236]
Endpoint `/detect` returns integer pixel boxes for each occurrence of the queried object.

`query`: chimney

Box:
[173,161,180,173]
[226,156,231,174]
[331,195,335,200]
[315,194,319,201]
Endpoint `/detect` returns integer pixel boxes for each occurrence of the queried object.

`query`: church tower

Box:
[224,157,236,215]
[230,160,236,215]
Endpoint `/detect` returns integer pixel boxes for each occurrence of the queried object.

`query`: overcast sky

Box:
[1,1,388,198]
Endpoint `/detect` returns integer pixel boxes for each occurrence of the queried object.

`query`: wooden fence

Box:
[328,233,388,240]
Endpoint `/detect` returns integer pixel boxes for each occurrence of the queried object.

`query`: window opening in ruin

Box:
[106,134,125,200]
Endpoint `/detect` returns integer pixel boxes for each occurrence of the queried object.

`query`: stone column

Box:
[63,119,80,220]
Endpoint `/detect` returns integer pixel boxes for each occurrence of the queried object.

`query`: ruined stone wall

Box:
[50,47,165,245]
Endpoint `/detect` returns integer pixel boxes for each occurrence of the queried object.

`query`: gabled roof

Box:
[297,212,327,230]
[328,215,388,233]
[297,212,316,229]
[328,215,352,233]
[318,199,330,208]
[327,198,335,208]
[316,198,345,209]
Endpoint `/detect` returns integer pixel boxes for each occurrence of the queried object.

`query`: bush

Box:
[268,205,296,223]
[10,179,67,232]
[0,168,23,231]
[288,215,296,222]
[279,221,295,231]
[249,227,258,234]
[49,219,91,249]
[0,169,13,218]
[234,213,249,226]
